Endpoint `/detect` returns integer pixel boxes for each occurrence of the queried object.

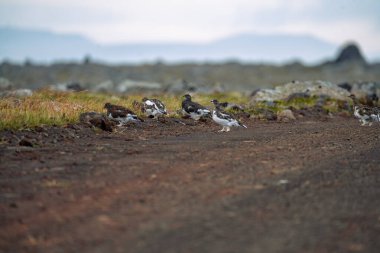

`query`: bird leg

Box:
[218,126,226,132]
[226,127,231,132]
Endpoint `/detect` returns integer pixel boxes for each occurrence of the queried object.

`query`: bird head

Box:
[142,97,148,102]
[104,102,111,109]
[183,94,192,101]
[210,99,219,105]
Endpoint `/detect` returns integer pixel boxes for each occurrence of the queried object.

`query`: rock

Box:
[349,81,380,106]
[277,179,289,185]
[66,82,84,91]
[219,102,245,112]
[254,108,277,121]
[211,82,226,93]
[285,91,310,102]
[351,81,380,95]
[166,79,197,94]
[315,94,330,107]
[51,82,84,92]
[93,80,115,93]
[116,79,162,94]
[0,77,13,91]
[250,88,262,97]
[277,109,296,122]
[0,89,33,98]
[19,138,33,147]
[250,80,350,103]
[291,105,329,119]
[338,82,352,92]
[334,43,366,65]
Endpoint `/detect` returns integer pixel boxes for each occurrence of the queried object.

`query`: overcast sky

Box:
[1,0,379,55]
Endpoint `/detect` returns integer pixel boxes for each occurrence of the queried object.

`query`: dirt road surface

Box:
[1,118,380,253]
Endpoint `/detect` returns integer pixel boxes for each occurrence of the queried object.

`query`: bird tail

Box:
[239,122,247,128]
[205,110,212,118]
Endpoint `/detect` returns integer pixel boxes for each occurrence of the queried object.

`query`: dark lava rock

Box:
[67,82,84,92]
[19,138,33,147]
[334,43,366,65]
[255,108,277,121]
[338,82,352,92]
[363,93,379,107]
[250,88,261,97]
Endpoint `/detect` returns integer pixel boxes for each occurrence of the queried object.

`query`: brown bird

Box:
[181,94,211,120]
[104,103,143,125]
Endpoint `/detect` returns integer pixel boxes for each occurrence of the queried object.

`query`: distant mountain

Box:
[0,27,339,64]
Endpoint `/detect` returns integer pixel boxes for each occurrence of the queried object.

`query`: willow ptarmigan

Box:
[349,94,380,126]
[104,103,143,126]
[210,99,247,132]
[181,94,211,120]
[141,97,167,118]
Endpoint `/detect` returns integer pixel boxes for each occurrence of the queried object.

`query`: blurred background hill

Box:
[0,27,339,63]
[1,41,379,93]
[0,0,379,93]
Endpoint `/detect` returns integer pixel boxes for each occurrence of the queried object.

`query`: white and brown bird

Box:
[104,102,143,126]
[349,94,380,126]
[141,97,167,118]
[211,99,247,132]
[181,94,211,120]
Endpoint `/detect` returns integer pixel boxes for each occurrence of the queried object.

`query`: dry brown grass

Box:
[0,89,249,130]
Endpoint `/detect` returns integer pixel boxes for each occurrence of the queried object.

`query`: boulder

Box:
[93,80,115,93]
[116,79,162,94]
[166,79,197,94]
[0,77,13,91]
[250,80,350,103]
[51,82,84,92]
[350,81,380,96]
[254,108,277,121]
[350,81,380,106]
[277,109,296,122]
[0,89,33,98]
[337,82,352,92]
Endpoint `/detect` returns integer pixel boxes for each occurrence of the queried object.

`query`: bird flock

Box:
[102,93,380,131]
[104,94,246,132]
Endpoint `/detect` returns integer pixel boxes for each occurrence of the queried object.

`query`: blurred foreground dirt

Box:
[1,118,380,253]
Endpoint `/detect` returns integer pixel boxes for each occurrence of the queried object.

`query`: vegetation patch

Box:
[0,90,249,130]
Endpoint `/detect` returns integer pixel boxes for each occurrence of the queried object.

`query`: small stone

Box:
[9,202,18,208]
[19,139,33,147]
[277,179,289,185]
[277,109,296,122]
